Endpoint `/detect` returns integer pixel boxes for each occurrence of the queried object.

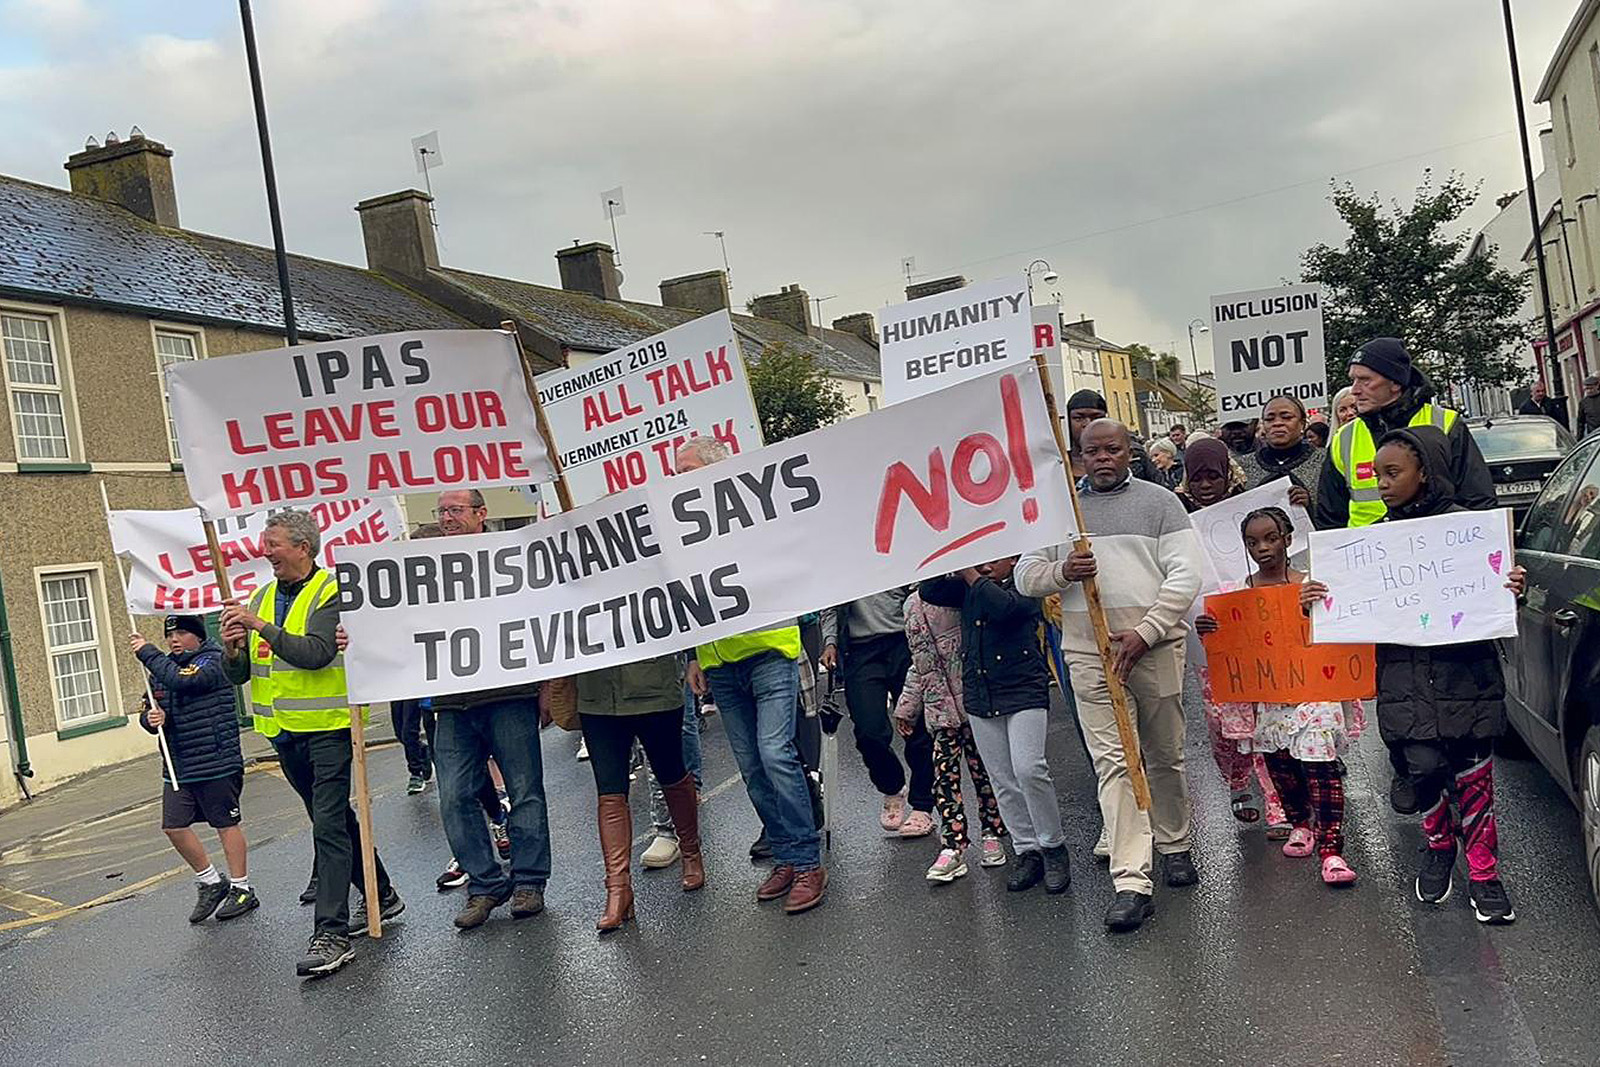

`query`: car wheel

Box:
[1581,725,1600,916]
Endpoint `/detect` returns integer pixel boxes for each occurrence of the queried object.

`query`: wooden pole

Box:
[502,320,575,514]
[99,482,180,787]
[350,706,381,938]
[1031,354,1152,811]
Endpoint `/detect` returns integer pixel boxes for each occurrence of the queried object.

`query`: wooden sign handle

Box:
[1031,354,1152,811]
[350,707,381,938]
[502,320,575,514]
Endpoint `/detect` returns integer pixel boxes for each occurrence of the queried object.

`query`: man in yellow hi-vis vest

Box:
[1313,337,1497,530]
[677,437,828,915]
[221,509,402,978]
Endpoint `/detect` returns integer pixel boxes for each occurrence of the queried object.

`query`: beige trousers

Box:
[1066,640,1193,895]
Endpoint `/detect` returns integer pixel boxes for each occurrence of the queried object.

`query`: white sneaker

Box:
[641,834,681,869]
[1093,826,1111,859]
[979,835,1008,867]
[576,737,589,762]
[926,848,968,883]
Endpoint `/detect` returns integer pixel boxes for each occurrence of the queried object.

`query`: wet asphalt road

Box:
[1,678,1598,1067]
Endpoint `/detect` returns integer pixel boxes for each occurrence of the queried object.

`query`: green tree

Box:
[1301,171,1530,400]
[746,342,852,442]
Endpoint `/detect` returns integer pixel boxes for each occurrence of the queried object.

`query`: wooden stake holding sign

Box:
[98,482,180,787]
[1030,353,1152,811]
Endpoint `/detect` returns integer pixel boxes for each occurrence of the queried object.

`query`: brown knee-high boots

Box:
[661,774,705,892]
[596,794,634,932]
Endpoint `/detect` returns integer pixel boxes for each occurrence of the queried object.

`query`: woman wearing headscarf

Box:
[1241,395,1327,513]
[1176,437,1246,513]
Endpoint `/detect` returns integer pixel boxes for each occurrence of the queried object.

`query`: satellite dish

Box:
[614,269,625,286]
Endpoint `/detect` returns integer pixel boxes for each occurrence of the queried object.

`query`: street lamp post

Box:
[1025,259,1059,297]
[1186,317,1209,379]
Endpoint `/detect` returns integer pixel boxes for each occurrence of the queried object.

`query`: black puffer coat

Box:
[137,638,244,785]
[918,575,1048,718]
[1370,427,1507,744]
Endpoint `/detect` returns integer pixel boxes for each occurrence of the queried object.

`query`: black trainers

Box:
[347,889,405,938]
[1416,843,1457,904]
[1468,878,1516,924]
[1163,850,1200,888]
[215,884,260,921]
[188,880,231,924]
[298,875,318,906]
[1006,850,1045,892]
[1104,890,1155,932]
[749,830,773,861]
[1042,845,1072,895]
[296,932,354,978]
[1390,773,1420,815]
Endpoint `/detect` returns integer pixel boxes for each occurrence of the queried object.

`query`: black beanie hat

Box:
[1350,337,1415,387]
[164,615,206,641]
[1066,389,1108,413]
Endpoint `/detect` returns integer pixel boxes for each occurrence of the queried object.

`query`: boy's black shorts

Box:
[162,772,244,829]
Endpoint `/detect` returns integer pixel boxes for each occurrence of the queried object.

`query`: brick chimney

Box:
[556,242,621,300]
[64,132,179,227]
[831,313,877,345]
[750,284,811,334]
[660,270,730,313]
[906,275,966,301]
[354,190,439,279]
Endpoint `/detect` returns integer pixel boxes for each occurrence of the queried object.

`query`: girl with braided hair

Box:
[1195,506,1365,887]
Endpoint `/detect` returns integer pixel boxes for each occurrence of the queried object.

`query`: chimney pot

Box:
[750,284,812,335]
[831,312,877,346]
[659,270,730,313]
[905,275,967,301]
[64,134,179,226]
[355,189,440,279]
[555,242,621,300]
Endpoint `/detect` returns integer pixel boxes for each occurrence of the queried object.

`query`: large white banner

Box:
[1209,284,1327,421]
[167,330,556,518]
[879,277,1033,405]
[533,311,763,507]
[109,498,404,615]
[1309,508,1517,646]
[1189,478,1315,591]
[335,365,1078,703]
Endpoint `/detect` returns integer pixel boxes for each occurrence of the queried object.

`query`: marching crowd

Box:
[128,337,1528,978]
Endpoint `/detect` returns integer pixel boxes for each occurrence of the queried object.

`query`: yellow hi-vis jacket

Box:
[1328,403,1456,527]
[248,571,355,737]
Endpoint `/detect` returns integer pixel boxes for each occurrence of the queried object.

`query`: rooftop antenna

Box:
[811,294,837,335]
[704,230,732,287]
[901,256,917,286]
[411,131,444,244]
[601,186,626,265]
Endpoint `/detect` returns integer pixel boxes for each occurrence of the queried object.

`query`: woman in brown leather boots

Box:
[576,655,704,932]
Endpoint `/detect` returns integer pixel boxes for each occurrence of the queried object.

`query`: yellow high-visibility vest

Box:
[248,570,358,736]
[1329,404,1456,527]
[696,624,802,670]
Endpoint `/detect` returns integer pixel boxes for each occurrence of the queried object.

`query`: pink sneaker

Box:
[879,791,907,833]
[979,836,1007,867]
[898,810,935,838]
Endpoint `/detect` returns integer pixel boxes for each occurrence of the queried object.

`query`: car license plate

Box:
[1496,480,1541,496]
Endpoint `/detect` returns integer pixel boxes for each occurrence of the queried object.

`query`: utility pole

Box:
[237,0,298,345]
[1502,0,1560,380]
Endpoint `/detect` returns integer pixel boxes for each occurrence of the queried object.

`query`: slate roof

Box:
[1061,322,1128,353]
[439,267,880,381]
[0,174,467,339]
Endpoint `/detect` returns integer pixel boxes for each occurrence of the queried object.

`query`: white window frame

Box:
[149,321,206,464]
[0,301,85,464]
[33,563,120,729]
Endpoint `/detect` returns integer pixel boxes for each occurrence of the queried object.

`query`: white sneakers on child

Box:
[926,849,968,883]
[979,836,1007,867]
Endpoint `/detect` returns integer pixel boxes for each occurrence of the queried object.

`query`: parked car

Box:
[1502,433,1600,914]
[1466,414,1576,521]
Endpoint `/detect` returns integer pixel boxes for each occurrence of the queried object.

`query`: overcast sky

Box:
[0,0,1581,369]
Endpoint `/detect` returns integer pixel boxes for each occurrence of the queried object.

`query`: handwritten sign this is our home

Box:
[1308,508,1518,647]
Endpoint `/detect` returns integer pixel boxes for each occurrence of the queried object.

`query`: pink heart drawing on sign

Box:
[1488,551,1503,575]
[1323,596,1334,611]
[1451,612,1464,629]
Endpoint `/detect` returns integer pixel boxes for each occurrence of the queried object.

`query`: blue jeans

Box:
[650,684,706,832]
[434,698,551,898]
[708,651,820,871]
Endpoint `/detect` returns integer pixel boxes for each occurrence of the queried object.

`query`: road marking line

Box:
[0,884,66,916]
[0,865,189,933]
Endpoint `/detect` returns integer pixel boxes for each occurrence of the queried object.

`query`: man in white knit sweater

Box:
[1016,419,1204,933]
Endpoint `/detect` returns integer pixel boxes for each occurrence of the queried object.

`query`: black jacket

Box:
[1370,427,1507,745]
[138,638,244,785]
[918,575,1048,718]
[1517,395,1569,429]
[1314,370,1497,530]
[1577,395,1600,438]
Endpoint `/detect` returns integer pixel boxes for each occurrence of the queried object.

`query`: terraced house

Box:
[0,133,881,804]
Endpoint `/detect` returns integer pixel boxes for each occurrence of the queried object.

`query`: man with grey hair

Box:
[222,508,402,977]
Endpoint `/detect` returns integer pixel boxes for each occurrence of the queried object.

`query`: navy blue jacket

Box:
[137,638,244,785]
[918,575,1049,718]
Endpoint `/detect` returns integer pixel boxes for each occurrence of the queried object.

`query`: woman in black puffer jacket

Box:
[919,557,1068,896]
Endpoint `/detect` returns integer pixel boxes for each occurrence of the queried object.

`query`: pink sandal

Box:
[1282,828,1315,858]
[1321,855,1357,886]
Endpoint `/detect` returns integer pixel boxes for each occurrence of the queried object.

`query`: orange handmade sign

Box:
[1201,584,1375,703]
